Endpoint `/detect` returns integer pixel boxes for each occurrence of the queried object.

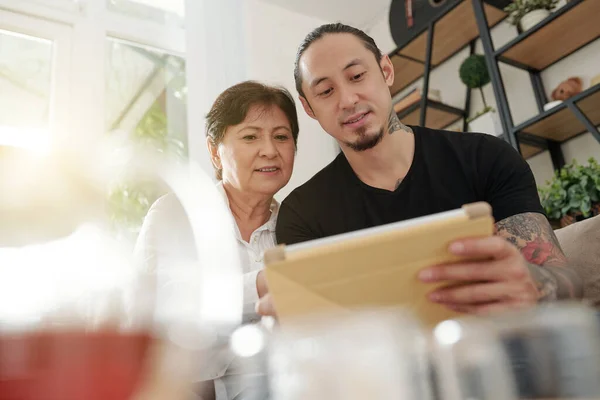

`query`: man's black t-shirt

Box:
[276,126,545,245]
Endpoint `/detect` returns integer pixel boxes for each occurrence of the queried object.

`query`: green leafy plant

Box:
[538,158,600,221]
[459,55,494,122]
[108,94,187,239]
[504,0,559,26]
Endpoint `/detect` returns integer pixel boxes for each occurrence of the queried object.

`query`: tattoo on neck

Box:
[388,112,413,135]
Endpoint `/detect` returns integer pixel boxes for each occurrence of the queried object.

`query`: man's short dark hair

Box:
[205,81,299,180]
[294,23,383,99]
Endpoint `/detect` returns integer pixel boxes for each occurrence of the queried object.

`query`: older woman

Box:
[134,81,299,399]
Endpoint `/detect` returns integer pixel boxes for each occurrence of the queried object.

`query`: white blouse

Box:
[133,182,279,397]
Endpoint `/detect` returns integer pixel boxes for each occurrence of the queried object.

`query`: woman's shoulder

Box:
[141,193,189,232]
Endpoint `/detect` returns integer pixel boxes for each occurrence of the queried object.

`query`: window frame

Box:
[0,0,185,147]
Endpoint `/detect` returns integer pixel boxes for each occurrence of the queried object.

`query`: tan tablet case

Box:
[264,202,494,328]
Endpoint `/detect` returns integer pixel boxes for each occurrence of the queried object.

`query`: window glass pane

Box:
[0,29,53,148]
[105,38,187,236]
[107,0,184,28]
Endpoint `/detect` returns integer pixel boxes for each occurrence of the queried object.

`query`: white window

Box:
[0,8,72,150]
[0,0,188,238]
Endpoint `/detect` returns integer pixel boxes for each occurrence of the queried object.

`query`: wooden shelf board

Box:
[575,85,600,127]
[520,85,600,142]
[400,2,505,65]
[390,1,505,96]
[389,55,424,97]
[499,0,600,70]
[522,106,585,142]
[520,143,544,159]
[397,101,464,130]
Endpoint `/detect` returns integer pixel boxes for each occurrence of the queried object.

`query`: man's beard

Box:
[343,127,384,152]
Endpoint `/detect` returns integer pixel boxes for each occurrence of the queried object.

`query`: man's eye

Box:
[319,88,333,96]
[352,72,366,81]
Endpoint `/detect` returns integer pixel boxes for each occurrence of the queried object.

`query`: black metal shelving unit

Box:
[389,0,600,168]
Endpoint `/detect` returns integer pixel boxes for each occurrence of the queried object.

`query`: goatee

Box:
[344,127,384,152]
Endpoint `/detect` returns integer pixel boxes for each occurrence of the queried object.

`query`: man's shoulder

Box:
[414,125,511,156]
[282,152,347,207]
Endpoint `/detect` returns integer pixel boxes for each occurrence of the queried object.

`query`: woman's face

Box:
[211,104,296,197]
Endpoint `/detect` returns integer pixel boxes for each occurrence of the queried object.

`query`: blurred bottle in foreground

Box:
[0,142,243,400]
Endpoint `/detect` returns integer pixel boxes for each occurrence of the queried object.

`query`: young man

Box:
[257,23,582,318]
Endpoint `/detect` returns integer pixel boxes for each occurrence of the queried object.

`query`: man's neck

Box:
[343,112,415,191]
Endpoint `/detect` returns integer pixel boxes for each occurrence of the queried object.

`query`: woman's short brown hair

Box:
[205,81,300,180]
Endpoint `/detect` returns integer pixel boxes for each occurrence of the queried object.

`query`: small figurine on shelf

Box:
[544,76,583,111]
[551,77,583,101]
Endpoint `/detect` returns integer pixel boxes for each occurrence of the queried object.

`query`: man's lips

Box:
[343,112,369,125]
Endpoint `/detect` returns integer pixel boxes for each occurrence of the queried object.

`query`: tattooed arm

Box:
[419,211,582,314]
[495,212,583,300]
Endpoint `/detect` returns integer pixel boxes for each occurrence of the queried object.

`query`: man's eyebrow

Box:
[343,59,363,71]
[310,76,329,89]
[309,59,364,89]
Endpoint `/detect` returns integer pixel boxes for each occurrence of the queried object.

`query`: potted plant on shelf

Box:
[538,157,600,229]
[459,54,502,136]
[504,0,559,32]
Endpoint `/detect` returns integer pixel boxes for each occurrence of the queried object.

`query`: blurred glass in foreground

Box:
[489,302,600,399]
[432,302,600,400]
[0,140,242,400]
[432,318,517,400]
[269,309,432,400]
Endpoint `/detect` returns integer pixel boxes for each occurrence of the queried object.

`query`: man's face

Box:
[298,33,395,152]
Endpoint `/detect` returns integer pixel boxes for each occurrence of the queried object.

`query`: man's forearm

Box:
[495,212,584,301]
[526,262,583,301]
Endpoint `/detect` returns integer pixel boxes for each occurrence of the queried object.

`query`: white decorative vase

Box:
[520,9,550,31]
[468,110,503,137]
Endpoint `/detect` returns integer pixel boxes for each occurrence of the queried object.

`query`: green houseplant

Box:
[459,55,502,135]
[108,95,187,241]
[538,157,600,228]
[459,54,493,123]
[504,0,559,31]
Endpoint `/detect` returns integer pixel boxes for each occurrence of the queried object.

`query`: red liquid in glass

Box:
[0,330,152,400]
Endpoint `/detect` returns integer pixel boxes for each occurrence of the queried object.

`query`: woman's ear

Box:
[206,137,221,170]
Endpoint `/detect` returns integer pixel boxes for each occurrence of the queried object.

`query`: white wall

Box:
[367,0,600,189]
[244,0,339,201]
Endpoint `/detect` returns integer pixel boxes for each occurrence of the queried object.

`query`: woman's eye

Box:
[243,135,256,140]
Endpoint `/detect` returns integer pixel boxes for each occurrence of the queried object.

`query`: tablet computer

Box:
[264,202,494,328]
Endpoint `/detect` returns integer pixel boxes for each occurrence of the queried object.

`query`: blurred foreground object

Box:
[433,302,600,400]
[269,309,433,400]
[486,302,600,398]
[0,140,242,400]
[432,317,517,400]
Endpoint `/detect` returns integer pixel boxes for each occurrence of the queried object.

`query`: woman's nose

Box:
[259,137,277,158]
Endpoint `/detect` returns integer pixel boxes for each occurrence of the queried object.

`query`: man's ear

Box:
[380,54,395,88]
[206,136,221,170]
[299,96,316,120]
